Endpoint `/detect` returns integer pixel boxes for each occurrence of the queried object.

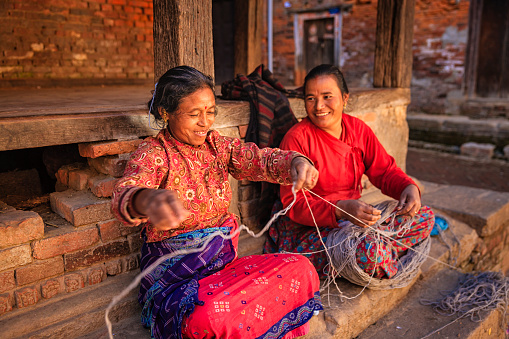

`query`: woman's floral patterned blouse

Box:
[111,128,300,243]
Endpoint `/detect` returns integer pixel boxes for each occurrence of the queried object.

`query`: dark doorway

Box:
[304,18,335,73]
[212,0,235,85]
[476,0,509,98]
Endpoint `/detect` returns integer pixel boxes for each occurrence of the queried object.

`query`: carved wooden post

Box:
[153,0,214,81]
[373,0,415,88]
[234,0,264,76]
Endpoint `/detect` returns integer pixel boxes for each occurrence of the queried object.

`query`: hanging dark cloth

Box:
[221,64,304,224]
[221,64,303,148]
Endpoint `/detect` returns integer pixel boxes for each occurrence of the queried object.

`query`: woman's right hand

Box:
[132,188,190,231]
[335,200,381,228]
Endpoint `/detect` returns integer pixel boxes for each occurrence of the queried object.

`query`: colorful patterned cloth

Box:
[265,202,434,279]
[139,217,323,339]
[111,128,299,243]
[220,64,302,149]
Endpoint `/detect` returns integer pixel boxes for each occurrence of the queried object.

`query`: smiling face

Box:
[304,75,349,138]
[165,87,216,146]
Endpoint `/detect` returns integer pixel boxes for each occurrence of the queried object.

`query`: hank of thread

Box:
[419,271,509,338]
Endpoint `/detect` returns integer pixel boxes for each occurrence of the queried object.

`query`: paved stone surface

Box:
[407,147,509,193]
[357,268,507,339]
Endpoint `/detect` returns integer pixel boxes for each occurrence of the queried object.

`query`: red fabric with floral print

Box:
[111,129,300,242]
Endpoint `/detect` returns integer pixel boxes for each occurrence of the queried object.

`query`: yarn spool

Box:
[325,200,431,290]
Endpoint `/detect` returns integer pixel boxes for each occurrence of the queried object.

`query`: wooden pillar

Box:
[373,0,415,88]
[153,0,214,81]
[234,0,264,76]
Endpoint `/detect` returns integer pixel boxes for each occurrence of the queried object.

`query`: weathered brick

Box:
[64,240,130,271]
[122,253,139,272]
[55,163,86,187]
[16,257,64,286]
[41,279,61,299]
[50,190,113,226]
[0,245,32,271]
[32,227,99,259]
[87,153,130,178]
[15,286,40,308]
[64,273,85,293]
[0,210,44,249]
[238,184,261,201]
[87,267,105,285]
[88,175,118,198]
[68,167,98,191]
[0,293,13,315]
[97,219,141,242]
[127,232,143,253]
[238,200,259,219]
[460,142,496,159]
[0,271,15,293]
[105,259,122,276]
[79,139,142,158]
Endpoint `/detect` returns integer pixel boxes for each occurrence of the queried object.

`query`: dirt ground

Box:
[407,147,509,193]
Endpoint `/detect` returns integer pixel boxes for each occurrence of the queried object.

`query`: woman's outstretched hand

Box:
[335,200,381,228]
[396,184,421,217]
[290,156,319,191]
[132,188,190,231]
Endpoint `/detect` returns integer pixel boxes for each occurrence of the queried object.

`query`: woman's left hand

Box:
[290,156,319,191]
[396,184,421,216]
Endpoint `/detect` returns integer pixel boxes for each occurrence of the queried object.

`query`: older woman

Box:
[264,64,434,280]
[112,66,322,339]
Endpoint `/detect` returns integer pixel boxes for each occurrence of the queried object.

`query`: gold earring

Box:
[343,103,347,110]
[160,110,169,122]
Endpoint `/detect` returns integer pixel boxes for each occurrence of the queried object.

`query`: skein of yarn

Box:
[325,200,431,290]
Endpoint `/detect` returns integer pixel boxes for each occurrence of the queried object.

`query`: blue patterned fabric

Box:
[139,225,236,339]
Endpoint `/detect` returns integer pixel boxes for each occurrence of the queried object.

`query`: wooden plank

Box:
[234,0,264,75]
[0,88,410,151]
[153,0,214,81]
[0,111,155,151]
[373,0,415,88]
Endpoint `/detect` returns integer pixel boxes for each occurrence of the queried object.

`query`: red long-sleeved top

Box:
[280,115,415,228]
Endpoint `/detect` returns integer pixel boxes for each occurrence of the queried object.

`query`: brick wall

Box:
[0,139,143,316]
[268,0,469,113]
[0,0,154,86]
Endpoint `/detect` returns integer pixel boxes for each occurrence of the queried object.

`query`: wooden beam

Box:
[463,0,483,98]
[373,0,415,88]
[153,0,214,81]
[234,0,264,75]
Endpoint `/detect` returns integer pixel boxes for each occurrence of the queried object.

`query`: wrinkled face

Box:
[166,87,216,146]
[304,75,349,138]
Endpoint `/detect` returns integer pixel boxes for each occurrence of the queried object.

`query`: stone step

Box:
[357,268,507,339]
[0,270,140,339]
[420,181,509,238]
[301,211,478,339]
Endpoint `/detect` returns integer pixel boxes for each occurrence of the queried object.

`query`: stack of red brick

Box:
[0,138,142,316]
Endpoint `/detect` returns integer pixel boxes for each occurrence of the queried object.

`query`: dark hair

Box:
[303,64,349,96]
[147,66,215,120]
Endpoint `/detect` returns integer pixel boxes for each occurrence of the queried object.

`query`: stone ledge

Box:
[0,270,140,339]
[421,181,509,237]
